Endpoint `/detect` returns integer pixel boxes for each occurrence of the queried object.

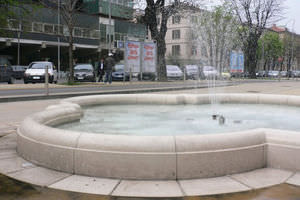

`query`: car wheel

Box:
[8,77,16,84]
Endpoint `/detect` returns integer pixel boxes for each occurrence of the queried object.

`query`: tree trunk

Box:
[156,38,167,81]
[68,30,74,83]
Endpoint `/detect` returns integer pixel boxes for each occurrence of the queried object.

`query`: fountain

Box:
[17,93,300,180]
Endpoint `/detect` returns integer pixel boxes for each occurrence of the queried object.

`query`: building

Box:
[270,24,300,70]
[0,0,147,71]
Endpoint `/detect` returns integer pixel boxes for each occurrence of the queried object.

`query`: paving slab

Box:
[179,176,250,196]
[286,173,300,186]
[7,166,71,187]
[231,168,293,189]
[49,175,120,195]
[112,180,183,197]
[0,149,17,160]
[0,133,17,150]
[0,157,35,174]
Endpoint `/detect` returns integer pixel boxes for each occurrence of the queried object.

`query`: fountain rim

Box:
[16,93,300,180]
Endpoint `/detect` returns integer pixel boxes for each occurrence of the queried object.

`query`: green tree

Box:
[257,32,283,71]
[0,0,34,30]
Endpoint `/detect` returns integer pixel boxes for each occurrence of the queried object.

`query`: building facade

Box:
[0,0,147,71]
[161,12,207,67]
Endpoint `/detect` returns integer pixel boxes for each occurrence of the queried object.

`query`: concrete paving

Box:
[1,81,300,198]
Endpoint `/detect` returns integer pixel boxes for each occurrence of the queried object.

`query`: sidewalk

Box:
[1,81,300,199]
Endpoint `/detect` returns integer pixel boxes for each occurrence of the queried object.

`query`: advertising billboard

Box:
[230,51,244,73]
[142,42,156,73]
[125,41,141,72]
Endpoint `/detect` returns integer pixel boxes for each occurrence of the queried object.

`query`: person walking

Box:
[97,58,105,82]
[104,52,115,84]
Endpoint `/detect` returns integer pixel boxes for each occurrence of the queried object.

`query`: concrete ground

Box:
[1,81,300,199]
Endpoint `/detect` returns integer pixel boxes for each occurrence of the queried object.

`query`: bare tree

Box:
[141,0,199,81]
[41,0,81,83]
[229,0,282,78]
[192,2,240,73]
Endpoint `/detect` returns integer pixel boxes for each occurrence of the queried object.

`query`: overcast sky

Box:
[205,0,300,34]
[280,0,300,34]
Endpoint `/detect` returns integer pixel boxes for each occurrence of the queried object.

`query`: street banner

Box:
[143,42,157,73]
[230,51,244,73]
[125,41,141,72]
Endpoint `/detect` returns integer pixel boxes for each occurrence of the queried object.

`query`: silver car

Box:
[166,65,183,80]
[202,66,219,79]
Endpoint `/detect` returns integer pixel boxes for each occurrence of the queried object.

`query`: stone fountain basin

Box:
[17,94,300,180]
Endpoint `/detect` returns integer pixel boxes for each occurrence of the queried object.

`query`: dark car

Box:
[74,64,96,82]
[112,64,130,81]
[11,65,27,79]
[0,56,15,84]
[137,72,156,81]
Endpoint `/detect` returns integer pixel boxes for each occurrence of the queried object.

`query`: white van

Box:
[24,61,58,84]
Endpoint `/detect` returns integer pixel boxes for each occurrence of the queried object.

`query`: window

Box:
[21,21,32,32]
[191,46,197,55]
[54,25,63,35]
[82,29,90,38]
[44,24,54,34]
[157,17,161,25]
[9,19,20,30]
[172,30,180,40]
[33,23,43,32]
[74,28,82,37]
[172,16,181,24]
[191,16,198,23]
[172,45,180,56]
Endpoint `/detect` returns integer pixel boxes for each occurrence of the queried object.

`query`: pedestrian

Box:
[97,58,105,82]
[104,52,115,84]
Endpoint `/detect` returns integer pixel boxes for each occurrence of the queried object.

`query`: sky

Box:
[205,0,300,34]
[280,0,300,34]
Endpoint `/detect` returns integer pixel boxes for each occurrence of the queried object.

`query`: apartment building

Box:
[163,12,207,67]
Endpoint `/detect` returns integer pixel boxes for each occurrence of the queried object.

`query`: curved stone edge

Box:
[17,93,300,180]
[1,133,299,197]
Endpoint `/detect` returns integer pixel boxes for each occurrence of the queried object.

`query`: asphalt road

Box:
[0,80,233,97]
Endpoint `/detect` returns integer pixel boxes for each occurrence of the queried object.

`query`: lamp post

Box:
[108,0,112,53]
[17,30,21,66]
[57,0,61,79]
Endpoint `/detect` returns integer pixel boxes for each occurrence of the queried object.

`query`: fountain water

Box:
[17,94,300,180]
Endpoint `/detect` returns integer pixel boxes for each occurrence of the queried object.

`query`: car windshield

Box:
[74,64,93,71]
[167,66,180,71]
[203,66,215,71]
[186,66,198,72]
[114,65,124,72]
[29,63,51,69]
[0,57,11,66]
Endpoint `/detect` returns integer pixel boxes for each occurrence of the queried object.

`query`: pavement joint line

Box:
[46,173,73,187]
[284,172,297,183]
[228,175,254,190]
[109,179,122,196]
[176,180,187,197]
[6,165,38,175]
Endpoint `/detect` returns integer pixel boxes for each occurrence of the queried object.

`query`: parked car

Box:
[166,65,183,80]
[0,56,15,84]
[74,64,96,82]
[24,61,58,84]
[267,70,280,78]
[257,70,267,78]
[280,71,288,77]
[202,66,219,79]
[288,70,300,78]
[184,65,200,80]
[11,65,27,79]
[112,64,130,81]
[137,72,156,81]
